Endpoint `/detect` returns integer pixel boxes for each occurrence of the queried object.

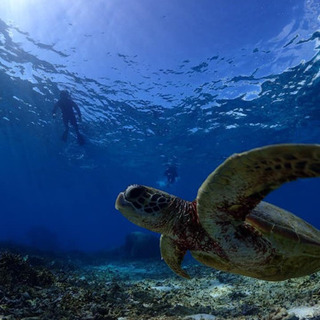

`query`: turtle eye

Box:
[125,185,145,200]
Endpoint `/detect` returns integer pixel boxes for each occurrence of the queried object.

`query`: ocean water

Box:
[0,0,319,256]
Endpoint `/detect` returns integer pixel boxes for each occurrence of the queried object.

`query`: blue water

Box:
[0,0,319,252]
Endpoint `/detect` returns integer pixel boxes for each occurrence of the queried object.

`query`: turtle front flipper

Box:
[160,235,190,279]
[197,144,320,233]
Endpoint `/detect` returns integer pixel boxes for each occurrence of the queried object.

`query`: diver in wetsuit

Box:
[164,164,178,185]
[52,90,85,145]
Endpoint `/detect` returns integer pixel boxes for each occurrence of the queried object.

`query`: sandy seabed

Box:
[0,252,320,320]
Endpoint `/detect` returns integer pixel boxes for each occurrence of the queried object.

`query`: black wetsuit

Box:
[165,166,178,184]
[53,97,84,144]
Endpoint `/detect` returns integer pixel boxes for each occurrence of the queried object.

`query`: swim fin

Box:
[77,133,85,145]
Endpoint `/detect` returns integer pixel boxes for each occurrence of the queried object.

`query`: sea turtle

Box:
[115,144,320,281]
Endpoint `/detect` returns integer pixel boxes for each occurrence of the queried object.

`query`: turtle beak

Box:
[115,191,136,211]
[115,192,126,210]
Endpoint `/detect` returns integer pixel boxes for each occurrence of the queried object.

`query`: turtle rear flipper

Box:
[197,144,320,235]
[247,201,320,255]
[160,235,190,279]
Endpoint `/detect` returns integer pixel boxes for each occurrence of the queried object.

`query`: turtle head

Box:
[115,185,174,233]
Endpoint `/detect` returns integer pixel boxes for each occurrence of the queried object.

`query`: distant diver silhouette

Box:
[164,164,178,185]
[52,90,85,145]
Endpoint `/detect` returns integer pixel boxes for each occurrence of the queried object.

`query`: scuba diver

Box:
[164,164,178,185]
[52,90,85,145]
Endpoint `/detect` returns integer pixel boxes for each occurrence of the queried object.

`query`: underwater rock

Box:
[124,232,160,259]
[184,315,216,320]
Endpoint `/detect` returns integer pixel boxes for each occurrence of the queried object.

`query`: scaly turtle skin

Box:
[115,144,320,281]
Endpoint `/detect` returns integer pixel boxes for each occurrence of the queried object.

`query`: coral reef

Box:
[0,252,54,288]
[0,246,320,319]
